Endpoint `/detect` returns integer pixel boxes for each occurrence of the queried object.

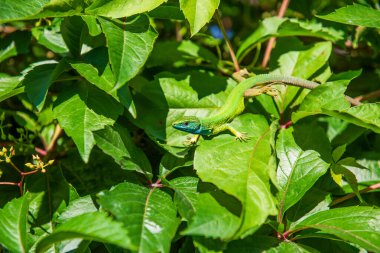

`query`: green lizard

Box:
[172,74,360,144]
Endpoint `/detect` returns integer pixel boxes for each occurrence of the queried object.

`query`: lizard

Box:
[172,73,360,144]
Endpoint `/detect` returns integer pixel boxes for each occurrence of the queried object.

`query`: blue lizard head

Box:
[172,117,212,135]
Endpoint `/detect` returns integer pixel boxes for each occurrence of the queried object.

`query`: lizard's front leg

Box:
[213,124,249,141]
[184,134,200,145]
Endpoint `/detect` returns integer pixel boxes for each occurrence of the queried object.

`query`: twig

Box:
[214,11,240,72]
[261,0,290,68]
[331,182,380,206]
[355,89,380,102]
[46,124,62,153]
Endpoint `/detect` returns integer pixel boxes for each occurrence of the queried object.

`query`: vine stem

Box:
[331,182,380,206]
[261,0,290,68]
[214,11,240,72]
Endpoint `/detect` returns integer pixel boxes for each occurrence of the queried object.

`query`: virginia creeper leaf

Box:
[53,82,123,162]
[317,4,380,28]
[36,212,135,253]
[194,114,277,238]
[98,15,157,90]
[0,193,30,253]
[179,0,220,35]
[98,182,180,253]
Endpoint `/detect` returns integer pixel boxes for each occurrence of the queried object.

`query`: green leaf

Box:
[36,212,135,253]
[237,17,342,60]
[0,0,84,22]
[179,0,220,35]
[98,15,158,89]
[56,195,98,223]
[0,0,50,22]
[53,82,123,162]
[23,60,67,111]
[69,47,136,116]
[276,127,330,217]
[354,152,380,183]
[0,193,30,253]
[0,75,20,94]
[98,182,180,253]
[61,16,87,57]
[86,0,165,18]
[169,177,198,221]
[31,20,69,54]
[81,15,102,36]
[159,153,193,177]
[93,124,152,177]
[292,207,380,252]
[183,193,240,240]
[286,188,332,224]
[0,31,31,63]
[317,4,380,28]
[194,114,277,238]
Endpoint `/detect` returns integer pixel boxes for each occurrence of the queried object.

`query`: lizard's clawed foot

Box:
[260,86,279,97]
[184,135,200,146]
[235,132,250,142]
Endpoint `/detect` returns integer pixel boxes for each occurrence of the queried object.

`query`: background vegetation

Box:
[0,0,379,252]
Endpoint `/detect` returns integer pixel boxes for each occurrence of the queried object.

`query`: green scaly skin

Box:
[172,74,359,143]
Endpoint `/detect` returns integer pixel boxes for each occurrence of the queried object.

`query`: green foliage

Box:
[0,1,379,253]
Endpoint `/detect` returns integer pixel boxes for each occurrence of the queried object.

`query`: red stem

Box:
[262,0,291,68]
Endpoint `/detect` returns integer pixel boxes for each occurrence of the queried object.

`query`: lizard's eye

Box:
[184,121,189,126]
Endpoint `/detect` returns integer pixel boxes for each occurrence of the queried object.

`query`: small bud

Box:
[47,160,54,165]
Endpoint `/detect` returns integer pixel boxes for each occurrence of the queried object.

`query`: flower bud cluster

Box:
[0,146,16,163]
[25,154,54,173]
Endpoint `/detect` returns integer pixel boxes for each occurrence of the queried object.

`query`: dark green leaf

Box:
[0,31,31,63]
[225,236,280,252]
[61,16,87,57]
[169,177,198,221]
[147,40,218,68]
[93,124,152,177]
[53,82,123,162]
[23,60,67,110]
